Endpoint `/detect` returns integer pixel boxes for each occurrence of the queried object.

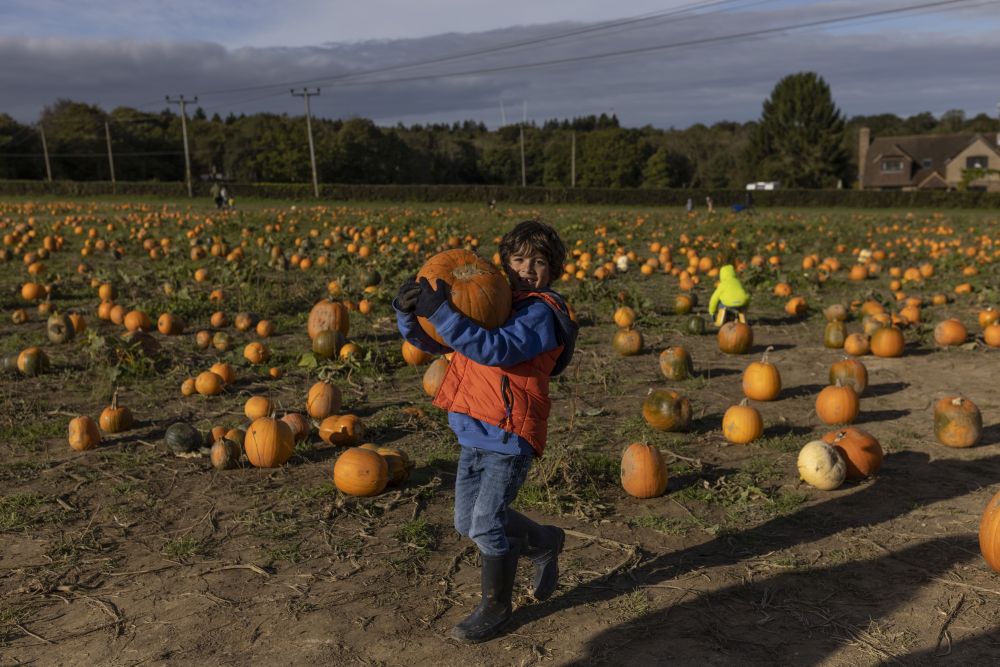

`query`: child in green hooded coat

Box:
[708,264,749,326]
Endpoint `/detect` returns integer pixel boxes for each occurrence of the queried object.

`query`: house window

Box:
[881,159,904,173]
[966,155,989,169]
[922,159,932,169]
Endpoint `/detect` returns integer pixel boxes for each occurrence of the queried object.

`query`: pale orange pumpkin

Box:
[815,382,859,425]
[613,305,636,328]
[985,323,1000,348]
[722,399,764,445]
[742,346,780,401]
[422,357,449,397]
[400,340,432,366]
[157,312,185,335]
[68,415,101,451]
[620,443,668,499]
[319,414,366,447]
[870,326,905,358]
[244,395,273,420]
[244,417,295,468]
[933,319,967,347]
[843,333,870,356]
[195,371,225,396]
[243,342,270,365]
[334,447,389,496]
[209,361,236,385]
[306,381,342,419]
[123,310,153,332]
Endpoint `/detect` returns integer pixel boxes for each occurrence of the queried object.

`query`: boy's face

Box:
[506,250,551,291]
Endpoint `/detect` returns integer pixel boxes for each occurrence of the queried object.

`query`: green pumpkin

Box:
[358,268,382,288]
[686,315,706,335]
[312,329,345,359]
[164,422,203,455]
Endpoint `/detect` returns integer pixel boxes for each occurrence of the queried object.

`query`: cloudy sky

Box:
[2,0,1000,129]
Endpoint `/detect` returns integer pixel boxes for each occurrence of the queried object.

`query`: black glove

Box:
[395,277,421,313]
[414,277,450,318]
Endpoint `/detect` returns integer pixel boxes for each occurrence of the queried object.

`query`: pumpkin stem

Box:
[738,397,749,407]
[761,345,774,363]
[952,397,963,406]
[110,387,119,410]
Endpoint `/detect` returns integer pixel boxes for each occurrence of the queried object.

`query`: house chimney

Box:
[858,127,871,190]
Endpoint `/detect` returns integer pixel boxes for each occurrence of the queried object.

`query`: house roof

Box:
[862,132,999,189]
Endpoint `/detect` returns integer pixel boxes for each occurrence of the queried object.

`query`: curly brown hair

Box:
[498,220,567,274]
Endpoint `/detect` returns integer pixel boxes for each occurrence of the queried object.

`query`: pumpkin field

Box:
[2,197,1000,666]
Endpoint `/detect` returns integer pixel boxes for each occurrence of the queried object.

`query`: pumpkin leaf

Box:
[297,353,319,369]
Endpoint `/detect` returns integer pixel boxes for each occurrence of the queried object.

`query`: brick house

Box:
[858,128,1000,191]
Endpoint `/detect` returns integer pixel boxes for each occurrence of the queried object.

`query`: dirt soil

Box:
[3,205,1000,667]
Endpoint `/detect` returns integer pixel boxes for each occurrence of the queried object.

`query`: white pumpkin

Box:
[797,440,846,490]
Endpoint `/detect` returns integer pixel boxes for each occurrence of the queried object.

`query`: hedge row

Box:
[3,180,1000,209]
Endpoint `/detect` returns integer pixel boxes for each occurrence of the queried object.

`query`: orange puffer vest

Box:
[432,291,571,457]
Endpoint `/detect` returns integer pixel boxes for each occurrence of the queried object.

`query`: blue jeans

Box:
[454,446,533,556]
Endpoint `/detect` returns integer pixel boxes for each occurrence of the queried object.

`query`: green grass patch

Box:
[0,493,48,532]
[394,518,438,552]
[162,536,207,561]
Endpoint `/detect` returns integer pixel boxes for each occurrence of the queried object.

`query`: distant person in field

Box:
[745,190,756,215]
[686,198,693,213]
[709,264,750,326]
[394,220,578,643]
[706,196,714,213]
[210,181,224,209]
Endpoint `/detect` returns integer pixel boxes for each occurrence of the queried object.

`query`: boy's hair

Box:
[498,220,567,274]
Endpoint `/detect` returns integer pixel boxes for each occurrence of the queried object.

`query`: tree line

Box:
[2,73,997,189]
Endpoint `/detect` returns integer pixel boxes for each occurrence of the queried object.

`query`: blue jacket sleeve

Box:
[394,299,452,355]
[425,299,559,367]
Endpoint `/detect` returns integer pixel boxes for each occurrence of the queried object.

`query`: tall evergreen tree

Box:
[746,72,848,188]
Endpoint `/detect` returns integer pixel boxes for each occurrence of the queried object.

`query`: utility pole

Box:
[105,121,116,194]
[519,126,526,187]
[571,131,576,188]
[500,99,507,126]
[166,95,197,197]
[292,88,321,198]
[38,125,52,182]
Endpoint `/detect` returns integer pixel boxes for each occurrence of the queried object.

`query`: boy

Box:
[394,220,577,643]
[708,264,750,326]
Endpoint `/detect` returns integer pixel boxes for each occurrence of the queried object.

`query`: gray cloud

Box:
[3,2,1000,128]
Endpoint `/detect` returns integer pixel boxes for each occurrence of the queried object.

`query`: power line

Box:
[308,0,983,91]
[189,0,767,100]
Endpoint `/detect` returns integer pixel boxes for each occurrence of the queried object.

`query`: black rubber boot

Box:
[506,509,565,601]
[451,540,520,643]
